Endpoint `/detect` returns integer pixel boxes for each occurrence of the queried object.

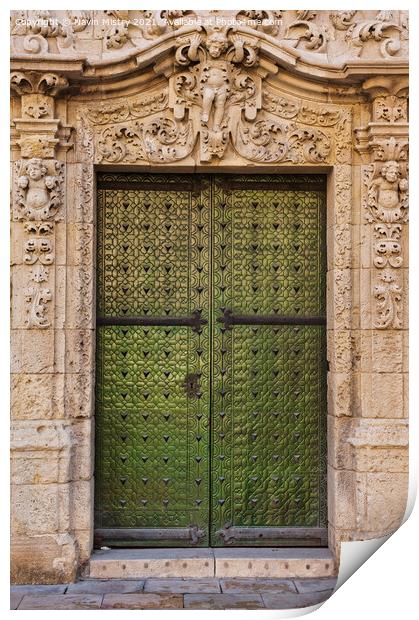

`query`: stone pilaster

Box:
[350,76,409,539]
[10,71,82,584]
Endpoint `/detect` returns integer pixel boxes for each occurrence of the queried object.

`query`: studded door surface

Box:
[210,175,327,546]
[95,174,211,547]
[95,173,327,547]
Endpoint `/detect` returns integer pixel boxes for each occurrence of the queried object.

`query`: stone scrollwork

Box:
[24,286,52,328]
[97,117,195,164]
[101,10,195,49]
[233,118,331,164]
[373,270,403,329]
[373,224,403,269]
[346,11,405,59]
[13,160,62,330]
[85,92,168,126]
[11,10,408,68]
[10,71,69,97]
[11,10,89,55]
[358,77,408,330]
[286,11,330,52]
[76,29,344,166]
[14,158,64,221]
[329,11,357,31]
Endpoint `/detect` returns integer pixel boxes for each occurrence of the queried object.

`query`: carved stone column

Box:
[10,71,81,583]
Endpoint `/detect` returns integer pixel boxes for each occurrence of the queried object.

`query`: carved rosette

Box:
[357,77,408,329]
[11,70,67,330]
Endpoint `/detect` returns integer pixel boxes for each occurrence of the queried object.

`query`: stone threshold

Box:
[88,547,336,579]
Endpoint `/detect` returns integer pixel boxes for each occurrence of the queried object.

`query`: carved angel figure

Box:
[17,158,61,220]
[181,29,254,132]
[368,160,408,223]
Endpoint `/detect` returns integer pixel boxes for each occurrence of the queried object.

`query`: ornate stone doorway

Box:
[94,172,327,548]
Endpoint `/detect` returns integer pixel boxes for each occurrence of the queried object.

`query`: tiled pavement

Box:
[11,577,337,610]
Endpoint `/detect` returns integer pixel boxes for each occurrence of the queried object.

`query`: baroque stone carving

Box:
[233,119,331,163]
[11,10,409,70]
[373,224,403,269]
[14,159,64,221]
[11,10,89,55]
[330,11,357,31]
[286,11,330,52]
[366,160,408,224]
[22,95,54,119]
[10,71,69,96]
[97,118,195,164]
[85,92,168,125]
[375,96,407,123]
[358,76,408,330]
[172,26,259,160]
[24,286,52,328]
[101,10,194,49]
[373,270,403,329]
[263,90,341,125]
[346,11,405,58]
[362,135,408,225]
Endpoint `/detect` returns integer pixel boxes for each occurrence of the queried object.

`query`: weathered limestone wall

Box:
[10,10,408,583]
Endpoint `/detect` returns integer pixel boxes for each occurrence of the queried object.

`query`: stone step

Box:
[88,548,336,580]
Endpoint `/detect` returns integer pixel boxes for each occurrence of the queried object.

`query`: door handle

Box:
[183,372,202,398]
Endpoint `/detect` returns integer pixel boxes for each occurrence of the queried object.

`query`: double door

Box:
[95,173,327,547]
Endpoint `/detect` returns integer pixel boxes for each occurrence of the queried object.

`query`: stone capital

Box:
[361,76,408,101]
[10,71,69,97]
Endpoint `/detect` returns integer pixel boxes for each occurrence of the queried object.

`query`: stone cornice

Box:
[10,10,409,93]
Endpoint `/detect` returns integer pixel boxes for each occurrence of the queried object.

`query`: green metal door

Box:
[95,173,327,547]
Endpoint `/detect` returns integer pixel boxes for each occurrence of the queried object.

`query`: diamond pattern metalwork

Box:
[95,173,327,547]
[95,174,210,546]
[210,175,327,546]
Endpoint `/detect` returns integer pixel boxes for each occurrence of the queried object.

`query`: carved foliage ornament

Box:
[11,10,408,63]
[79,42,343,166]
[234,119,331,164]
[11,10,89,54]
[361,89,408,328]
[373,270,402,329]
[13,160,63,329]
[10,71,69,97]
[97,118,194,164]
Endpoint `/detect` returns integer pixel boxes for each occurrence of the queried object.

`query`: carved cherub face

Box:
[381,161,400,183]
[206,32,227,58]
[26,159,47,181]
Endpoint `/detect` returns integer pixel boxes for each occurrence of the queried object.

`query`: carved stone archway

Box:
[11,10,408,583]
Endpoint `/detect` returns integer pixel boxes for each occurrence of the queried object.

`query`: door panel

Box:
[210,175,327,546]
[95,174,211,546]
[95,172,327,547]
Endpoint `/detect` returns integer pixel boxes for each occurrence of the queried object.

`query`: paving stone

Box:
[144,578,221,593]
[184,593,265,609]
[220,578,297,593]
[11,584,67,595]
[262,589,334,609]
[66,579,145,594]
[10,592,23,610]
[102,593,183,609]
[294,577,338,593]
[19,594,103,610]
